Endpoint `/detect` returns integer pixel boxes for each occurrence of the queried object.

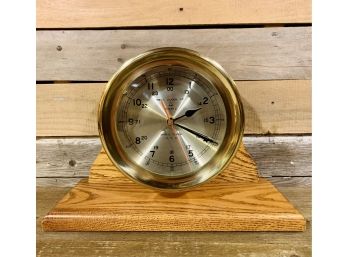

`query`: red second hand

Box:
[160,100,191,165]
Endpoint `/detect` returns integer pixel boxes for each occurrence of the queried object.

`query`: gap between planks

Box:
[36,23,312,31]
[36,177,311,188]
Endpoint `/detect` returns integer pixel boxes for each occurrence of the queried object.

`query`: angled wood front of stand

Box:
[42,143,306,232]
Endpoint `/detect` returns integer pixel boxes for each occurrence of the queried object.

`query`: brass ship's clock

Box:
[98,47,244,191]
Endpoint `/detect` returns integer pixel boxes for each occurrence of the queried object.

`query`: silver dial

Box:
[117,66,227,177]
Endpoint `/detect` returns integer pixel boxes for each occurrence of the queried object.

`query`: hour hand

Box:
[173,108,202,122]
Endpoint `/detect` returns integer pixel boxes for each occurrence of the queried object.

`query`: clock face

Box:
[116,66,227,177]
[98,48,244,191]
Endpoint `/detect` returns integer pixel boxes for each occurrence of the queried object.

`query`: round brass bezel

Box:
[98,47,244,191]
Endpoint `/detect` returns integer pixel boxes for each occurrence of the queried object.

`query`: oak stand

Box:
[42,143,306,231]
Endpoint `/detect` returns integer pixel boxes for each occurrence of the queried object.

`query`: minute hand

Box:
[175,123,218,146]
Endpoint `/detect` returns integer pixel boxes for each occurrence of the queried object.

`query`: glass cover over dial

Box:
[117,66,227,177]
[98,48,244,191]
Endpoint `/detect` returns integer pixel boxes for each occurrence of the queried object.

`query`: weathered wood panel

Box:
[37,0,311,28]
[37,240,310,257]
[37,83,103,136]
[37,186,311,256]
[36,136,312,178]
[36,177,311,188]
[36,80,311,136]
[246,136,312,177]
[36,27,311,81]
[36,138,100,177]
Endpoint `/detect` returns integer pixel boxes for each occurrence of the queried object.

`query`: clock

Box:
[98,47,244,191]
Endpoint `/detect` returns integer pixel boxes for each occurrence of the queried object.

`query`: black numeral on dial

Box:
[204,117,215,124]
[133,99,147,108]
[199,97,209,105]
[135,136,147,144]
[149,146,158,158]
[128,118,140,125]
[166,77,174,91]
[133,99,142,106]
[166,78,174,85]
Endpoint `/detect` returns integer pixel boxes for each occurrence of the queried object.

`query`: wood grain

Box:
[36,136,312,178]
[36,0,311,28]
[89,143,259,184]
[36,27,311,81]
[37,185,312,220]
[37,186,311,256]
[41,178,305,231]
[36,80,311,136]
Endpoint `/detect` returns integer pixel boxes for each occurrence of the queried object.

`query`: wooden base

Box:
[42,143,306,231]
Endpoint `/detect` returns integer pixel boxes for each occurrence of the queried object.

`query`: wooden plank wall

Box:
[36,1,311,256]
[37,28,311,81]
[37,5,311,184]
[37,0,311,28]
[37,80,311,136]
